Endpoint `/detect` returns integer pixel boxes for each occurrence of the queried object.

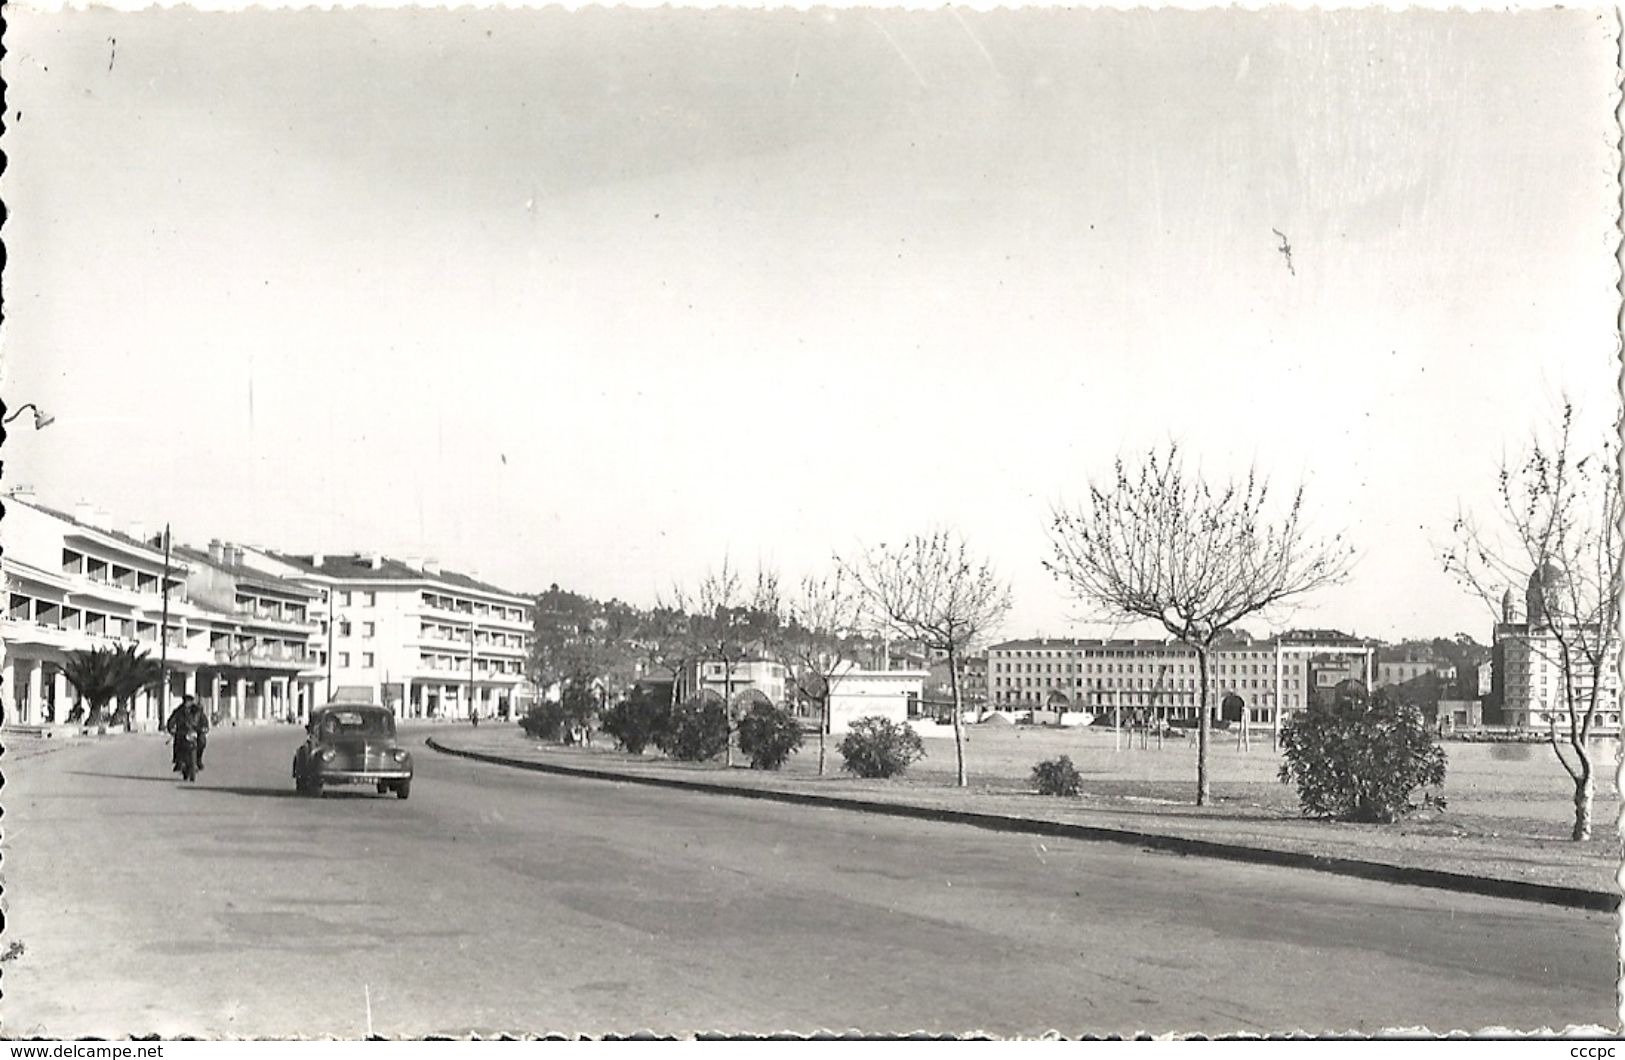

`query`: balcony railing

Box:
[236,605,312,626]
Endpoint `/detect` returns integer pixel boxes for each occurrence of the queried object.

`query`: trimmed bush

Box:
[838,716,925,779]
[600,686,670,755]
[519,700,570,742]
[1031,755,1082,797]
[736,701,804,770]
[659,696,730,762]
[1279,686,1448,823]
[560,677,600,730]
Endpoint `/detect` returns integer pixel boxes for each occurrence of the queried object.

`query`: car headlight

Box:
[318,748,336,762]
[391,749,410,762]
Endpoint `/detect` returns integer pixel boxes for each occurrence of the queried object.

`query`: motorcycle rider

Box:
[164,694,210,773]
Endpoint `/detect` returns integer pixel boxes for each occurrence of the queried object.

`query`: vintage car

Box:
[293,704,413,799]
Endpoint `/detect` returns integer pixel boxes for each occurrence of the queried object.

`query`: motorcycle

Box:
[172,730,200,783]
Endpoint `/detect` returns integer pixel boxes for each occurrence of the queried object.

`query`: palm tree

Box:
[62,646,165,727]
[112,645,165,730]
[62,648,121,726]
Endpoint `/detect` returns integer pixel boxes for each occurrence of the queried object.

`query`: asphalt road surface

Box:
[2,725,1616,1037]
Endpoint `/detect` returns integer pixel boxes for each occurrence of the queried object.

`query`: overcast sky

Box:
[3,6,1618,643]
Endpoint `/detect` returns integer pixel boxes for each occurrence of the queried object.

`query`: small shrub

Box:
[599,687,670,755]
[838,716,925,779]
[1279,686,1448,823]
[1031,755,1082,797]
[659,696,730,762]
[558,677,601,740]
[736,701,804,770]
[519,700,570,742]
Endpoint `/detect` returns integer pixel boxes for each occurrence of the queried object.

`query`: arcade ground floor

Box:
[4,648,536,730]
[390,678,531,721]
[4,649,320,731]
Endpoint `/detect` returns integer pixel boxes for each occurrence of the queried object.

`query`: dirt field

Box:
[873,721,1623,842]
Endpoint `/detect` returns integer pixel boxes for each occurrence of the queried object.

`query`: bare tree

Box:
[838,530,1011,787]
[636,605,700,711]
[1444,403,1621,841]
[1046,446,1353,806]
[775,570,865,776]
[670,557,781,767]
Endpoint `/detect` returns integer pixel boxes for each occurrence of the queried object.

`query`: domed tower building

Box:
[1490,562,1621,733]
[1524,561,1568,630]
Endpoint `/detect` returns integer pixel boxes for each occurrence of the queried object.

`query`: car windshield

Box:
[318,711,394,738]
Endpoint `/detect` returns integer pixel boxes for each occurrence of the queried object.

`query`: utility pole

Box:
[157,524,172,733]
[325,590,335,704]
[468,615,477,721]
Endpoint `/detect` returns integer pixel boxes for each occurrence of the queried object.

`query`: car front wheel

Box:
[395,779,411,800]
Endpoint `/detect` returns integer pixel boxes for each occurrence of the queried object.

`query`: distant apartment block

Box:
[985,630,1378,725]
[1491,567,1621,731]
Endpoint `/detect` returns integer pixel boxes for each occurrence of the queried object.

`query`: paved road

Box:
[2,725,1616,1037]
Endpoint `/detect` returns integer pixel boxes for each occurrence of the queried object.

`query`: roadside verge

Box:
[425,736,1619,913]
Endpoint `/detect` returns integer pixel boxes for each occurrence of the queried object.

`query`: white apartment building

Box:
[2,492,323,728]
[173,541,324,721]
[257,552,535,720]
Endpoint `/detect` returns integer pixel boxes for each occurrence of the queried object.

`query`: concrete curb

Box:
[426,737,1619,914]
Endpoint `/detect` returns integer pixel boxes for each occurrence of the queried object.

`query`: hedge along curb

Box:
[425,737,1619,914]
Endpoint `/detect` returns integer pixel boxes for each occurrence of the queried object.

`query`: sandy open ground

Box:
[894,721,1622,831]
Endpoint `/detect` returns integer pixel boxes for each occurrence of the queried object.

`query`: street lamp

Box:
[3,403,56,431]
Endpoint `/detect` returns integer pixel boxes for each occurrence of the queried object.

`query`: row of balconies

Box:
[13,587,314,636]
[49,570,190,611]
[414,667,525,681]
[1,615,311,671]
[62,550,176,593]
[236,602,311,626]
[416,596,531,628]
[213,643,308,664]
[8,609,191,646]
[414,627,530,653]
[412,647,520,669]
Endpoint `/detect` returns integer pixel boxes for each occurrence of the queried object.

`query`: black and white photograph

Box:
[0,1,1620,1040]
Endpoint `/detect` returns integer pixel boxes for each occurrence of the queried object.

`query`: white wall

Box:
[827,669,927,735]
